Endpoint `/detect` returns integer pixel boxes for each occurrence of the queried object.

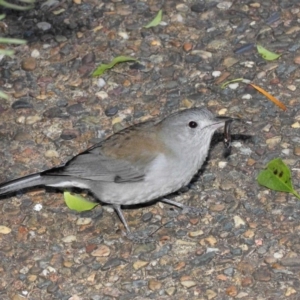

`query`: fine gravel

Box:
[1,0,300,299]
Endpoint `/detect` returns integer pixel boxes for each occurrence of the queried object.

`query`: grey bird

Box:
[0,107,232,241]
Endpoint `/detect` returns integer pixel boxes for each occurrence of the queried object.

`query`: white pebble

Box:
[62,235,77,243]
[118,31,129,39]
[44,150,59,158]
[287,85,296,91]
[97,78,106,88]
[217,1,232,10]
[96,91,108,99]
[212,71,221,77]
[228,82,239,90]
[239,147,252,155]
[240,61,255,68]
[282,149,290,155]
[218,161,227,169]
[218,108,228,115]
[103,206,114,213]
[33,204,43,211]
[206,248,219,253]
[232,141,242,148]
[0,225,11,234]
[37,21,52,31]
[31,49,40,58]
[176,14,184,23]
[16,116,26,124]
[273,252,284,259]
[233,215,246,227]
[242,94,252,100]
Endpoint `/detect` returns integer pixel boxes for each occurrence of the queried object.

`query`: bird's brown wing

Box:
[43,124,166,183]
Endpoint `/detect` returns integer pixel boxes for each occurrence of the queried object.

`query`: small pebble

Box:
[96,91,108,99]
[25,115,41,125]
[234,216,246,227]
[212,71,221,77]
[176,4,189,12]
[228,83,239,90]
[217,1,232,10]
[12,100,33,109]
[266,136,281,148]
[287,85,296,91]
[31,49,40,58]
[76,218,92,225]
[33,204,43,211]
[62,235,77,243]
[37,22,51,31]
[105,106,119,117]
[240,61,255,68]
[180,280,197,288]
[294,147,300,156]
[218,161,227,168]
[191,3,206,13]
[133,260,149,270]
[242,94,252,100]
[91,245,110,257]
[97,78,106,88]
[183,42,193,52]
[148,279,162,291]
[21,57,37,71]
[0,225,11,234]
[291,122,300,128]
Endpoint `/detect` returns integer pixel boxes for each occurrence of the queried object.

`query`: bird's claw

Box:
[181,205,205,217]
[126,231,156,244]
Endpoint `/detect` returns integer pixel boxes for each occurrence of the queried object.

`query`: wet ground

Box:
[1,0,300,299]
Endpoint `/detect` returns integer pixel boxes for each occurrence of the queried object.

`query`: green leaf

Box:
[0,90,8,99]
[257,44,281,61]
[0,49,15,57]
[0,0,34,10]
[0,37,27,44]
[257,158,300,199]
[220,78,245,89]
[92,56,138,77]
[64,191,98,212]
[144,10,163,28]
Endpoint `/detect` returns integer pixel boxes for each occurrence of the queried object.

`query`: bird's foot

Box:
[126,231,156,244]
[161,198,205,217]
[181,205,205,217]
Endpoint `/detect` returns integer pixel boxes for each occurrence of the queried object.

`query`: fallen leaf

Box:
[250,83,287,111]
[64,192,98,212]
[92,56,138,76]
[257,44,281,61]
[144,10,163,28]
[257,158,300,199]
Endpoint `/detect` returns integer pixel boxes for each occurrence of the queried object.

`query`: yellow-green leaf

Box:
[0,91,8,99]
[220,78,248,89]
[257,158,300,199]
[92,56,138,77]
[64,191,98,212]
[257,44,281,61]
[144,10,163,28]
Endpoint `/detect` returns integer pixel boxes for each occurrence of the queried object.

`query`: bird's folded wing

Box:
[42,151,155,183]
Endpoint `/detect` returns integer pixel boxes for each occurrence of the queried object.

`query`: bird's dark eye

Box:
[188,121,198,128]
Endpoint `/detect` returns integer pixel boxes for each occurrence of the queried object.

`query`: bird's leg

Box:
[161,198,205,216]
[113,204,155,243]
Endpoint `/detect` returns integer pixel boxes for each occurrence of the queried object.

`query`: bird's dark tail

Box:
[0,173,45,196]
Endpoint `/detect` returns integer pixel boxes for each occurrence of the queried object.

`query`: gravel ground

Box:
[1,0,300,299]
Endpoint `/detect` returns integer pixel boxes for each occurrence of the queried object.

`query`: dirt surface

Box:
[1,0,300,299]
